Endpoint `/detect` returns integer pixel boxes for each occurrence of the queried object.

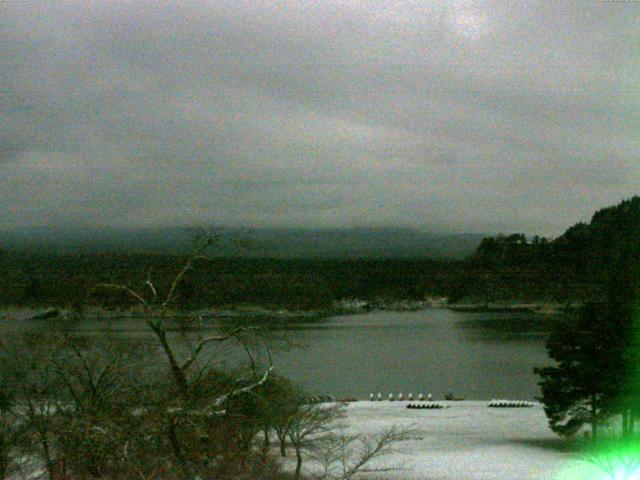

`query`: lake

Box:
[1,308,557,401]
[270,309,555,401]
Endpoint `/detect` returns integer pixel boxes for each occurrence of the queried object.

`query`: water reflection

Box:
[454,312,559,343]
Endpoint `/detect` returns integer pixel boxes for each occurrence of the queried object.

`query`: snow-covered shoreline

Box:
[300,401,583,480]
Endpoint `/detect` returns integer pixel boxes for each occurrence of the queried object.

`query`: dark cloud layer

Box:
[1,1,638,235]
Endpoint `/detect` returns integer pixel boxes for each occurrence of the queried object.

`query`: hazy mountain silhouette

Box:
[0,225,485,259]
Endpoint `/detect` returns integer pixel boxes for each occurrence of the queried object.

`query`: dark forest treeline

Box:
[0,254,466,309]
[1,196,637,310]
[472,195,640,274]
[469,196,640,298]
[0,250,597,310]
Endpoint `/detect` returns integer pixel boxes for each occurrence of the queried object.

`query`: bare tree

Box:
[0,370,18,480]
[2,336,62,480]
[309,425,421,480]
[52,335,153,479]
[95,238,273,397]
[287,402,347,480]
[0,332,153,480]
[93,238,277,479]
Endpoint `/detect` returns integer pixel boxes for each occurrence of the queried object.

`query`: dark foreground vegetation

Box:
[0,335,414,480]
[531,196,640,477]
[0,253,417,480]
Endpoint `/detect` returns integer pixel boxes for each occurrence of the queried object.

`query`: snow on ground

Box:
[9,401,594,480]
[310,401,586,480]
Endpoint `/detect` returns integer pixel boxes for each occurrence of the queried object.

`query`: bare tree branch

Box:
[145,268,157,300]
[206,366,274,414]
[95,283,148,307]
[161,239,213,311]
[307,425,421,480]
[180,326,260,371]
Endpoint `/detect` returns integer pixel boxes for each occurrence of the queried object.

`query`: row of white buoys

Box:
[488,399,534,408]
[370,392,433,401]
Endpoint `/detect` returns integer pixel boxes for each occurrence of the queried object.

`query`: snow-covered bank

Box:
[307,401,584,480]
[0,305,325,322]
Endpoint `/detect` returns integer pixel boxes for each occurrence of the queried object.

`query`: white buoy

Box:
[427,393,432,401]
[377,393,382,401]
[418,393,425,401]
[408,393,414,401]
[398,392,404,401]
[370,393,375,401]
[388,393,395,401]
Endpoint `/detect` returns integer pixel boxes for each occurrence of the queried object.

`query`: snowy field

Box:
[11,401,600,480]
[302,401,590,480]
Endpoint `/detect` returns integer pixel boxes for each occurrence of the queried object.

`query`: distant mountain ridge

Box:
[0,225,486,260]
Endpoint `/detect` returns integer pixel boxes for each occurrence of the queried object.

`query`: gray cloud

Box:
[0,0,638,236]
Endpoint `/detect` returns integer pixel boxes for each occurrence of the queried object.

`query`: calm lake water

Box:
[2,309,556,401]
[270,309,555,401]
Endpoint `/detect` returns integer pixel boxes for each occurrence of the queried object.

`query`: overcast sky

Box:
[1,1,638,236]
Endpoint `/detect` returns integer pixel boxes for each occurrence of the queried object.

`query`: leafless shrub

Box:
[0,370,19,479]
[308,425,421,480]
[0,333,152,480]
[287,402,347,480]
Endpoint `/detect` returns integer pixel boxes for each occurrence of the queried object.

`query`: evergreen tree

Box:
[534,302,624,439]
[604,238,640,437]
[535,234,640,440]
